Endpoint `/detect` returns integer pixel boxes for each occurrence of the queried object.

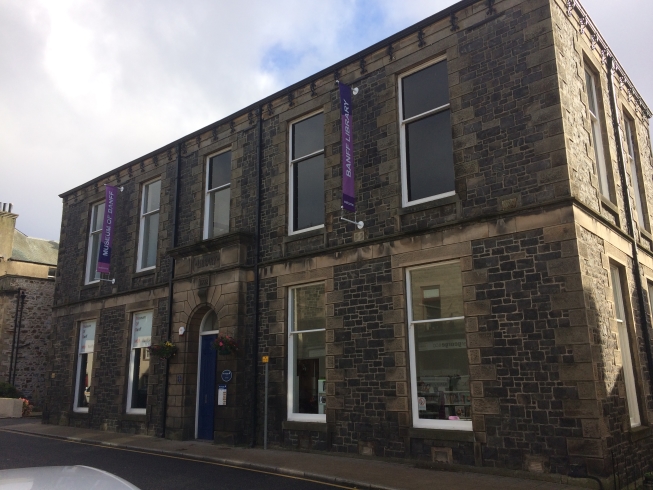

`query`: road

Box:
[0,428,347,490]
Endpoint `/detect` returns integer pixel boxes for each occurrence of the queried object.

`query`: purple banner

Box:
[339,82,355,212]
[97,185,118,274]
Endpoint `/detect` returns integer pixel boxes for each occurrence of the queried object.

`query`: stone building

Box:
[0,203,58,407]
[45,0,653,485]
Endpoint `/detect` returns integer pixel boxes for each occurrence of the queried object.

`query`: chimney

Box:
[0,202,17,261]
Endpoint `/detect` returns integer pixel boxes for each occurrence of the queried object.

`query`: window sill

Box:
[81,280,100,289]
[600,195,619,215]
[167,231,253,259]
[120,413,147,422]
[399,194,459,216]
[629,425,651,442]
[408,427,474,442]
[640,227,653,242]
[133,268,155,278]
[135,267,156,275]
[69,410,89,418]
[284,227,325,244]
[282,420,327,433]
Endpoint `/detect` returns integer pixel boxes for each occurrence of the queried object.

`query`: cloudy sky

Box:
[1,0,651,242]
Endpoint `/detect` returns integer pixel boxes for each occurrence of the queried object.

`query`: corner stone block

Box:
[467,332,493,348]
[326,343,343,355]
[563,399,600,418]
[569,309,588,326]
[581,419,601,439]
[464,300,491,316]
[384,338,406,352]
[470,381,484,397]
[551,291,586,310]
[472,415,485,432]
[547,257,581,276]
[326,317,343,330]
[465,317,479,332]
[383,310,404,324]
[395,352,406,366]
[462,269,488,286]
[471,398,500,414]
[326,369,344,382]
[468,349,481,365]
[326,397,344,409]
[385,397,408,411]
[567,438,603,457]
[385,367,407,382]
[469,364,496,380]
[559,363,594,381]
[543,223,577,244]
[554,327,590,345]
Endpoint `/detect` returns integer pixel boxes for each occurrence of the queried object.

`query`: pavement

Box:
[0,417,596,490]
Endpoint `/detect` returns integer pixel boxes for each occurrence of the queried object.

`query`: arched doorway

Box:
[195,309,219,440]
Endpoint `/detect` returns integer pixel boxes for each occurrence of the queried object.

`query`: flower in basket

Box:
[19,398,32,417]
[212,335,240,355]
[147,341,178,359]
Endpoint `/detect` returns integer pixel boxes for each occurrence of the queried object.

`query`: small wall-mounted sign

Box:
[218,385,227,405]
[221,370,233,383]
[179,327,186,336]
[176,374,183,384]
[262,356,269,363]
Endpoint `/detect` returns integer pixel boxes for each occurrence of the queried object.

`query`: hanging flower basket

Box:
[148,341,178,359]
[212,335,240,356]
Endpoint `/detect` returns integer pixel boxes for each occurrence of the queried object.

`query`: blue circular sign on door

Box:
[221,370,233,383]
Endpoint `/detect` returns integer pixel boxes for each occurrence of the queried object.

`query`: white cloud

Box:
[0,0,650,241]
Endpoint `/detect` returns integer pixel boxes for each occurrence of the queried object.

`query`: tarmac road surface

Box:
[0,429,349,490]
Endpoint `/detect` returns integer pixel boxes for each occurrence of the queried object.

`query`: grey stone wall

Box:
[0,276,54,407]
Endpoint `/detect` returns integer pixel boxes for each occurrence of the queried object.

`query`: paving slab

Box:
[0,419,594,490]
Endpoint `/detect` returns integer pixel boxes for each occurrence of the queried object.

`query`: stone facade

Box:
[46,0,653,486]
[0,276,55,407]
[0,206,58,408]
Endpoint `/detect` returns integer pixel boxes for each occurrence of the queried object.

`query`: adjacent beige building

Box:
[0,203,58,407]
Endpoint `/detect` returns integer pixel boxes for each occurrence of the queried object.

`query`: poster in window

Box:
[79,321,96,354]
[418,397,427,411]
[132,311,153,348]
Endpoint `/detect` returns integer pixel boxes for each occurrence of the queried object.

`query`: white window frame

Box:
[288,110,325,236]
[399,55,455,208]
[287,282,326,423]
[195,309,220,439]
[136,179,161,272]
[203,150,231,239]
[126,310,153,415]
[584,68,610,198]
[73,319,96,413]
[85,201,104,284]
[610,264,641,428]
[406,261,471,431]
[624,114,648,231]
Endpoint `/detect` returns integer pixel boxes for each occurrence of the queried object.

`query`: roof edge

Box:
[59,0,477,198]
[60,0,651,199]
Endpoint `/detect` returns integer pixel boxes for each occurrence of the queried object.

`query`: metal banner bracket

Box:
[340,207,364,230]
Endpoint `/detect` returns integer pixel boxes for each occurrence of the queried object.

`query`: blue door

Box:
[197,334,217,440]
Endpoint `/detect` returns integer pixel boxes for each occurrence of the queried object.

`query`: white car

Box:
[0,466,140,489]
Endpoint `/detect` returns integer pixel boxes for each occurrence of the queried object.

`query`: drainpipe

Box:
[10,290,26,387]
[250,106,263,447]
[607,56,653,395]
[7,289,22,385]
[161,142,182,438]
